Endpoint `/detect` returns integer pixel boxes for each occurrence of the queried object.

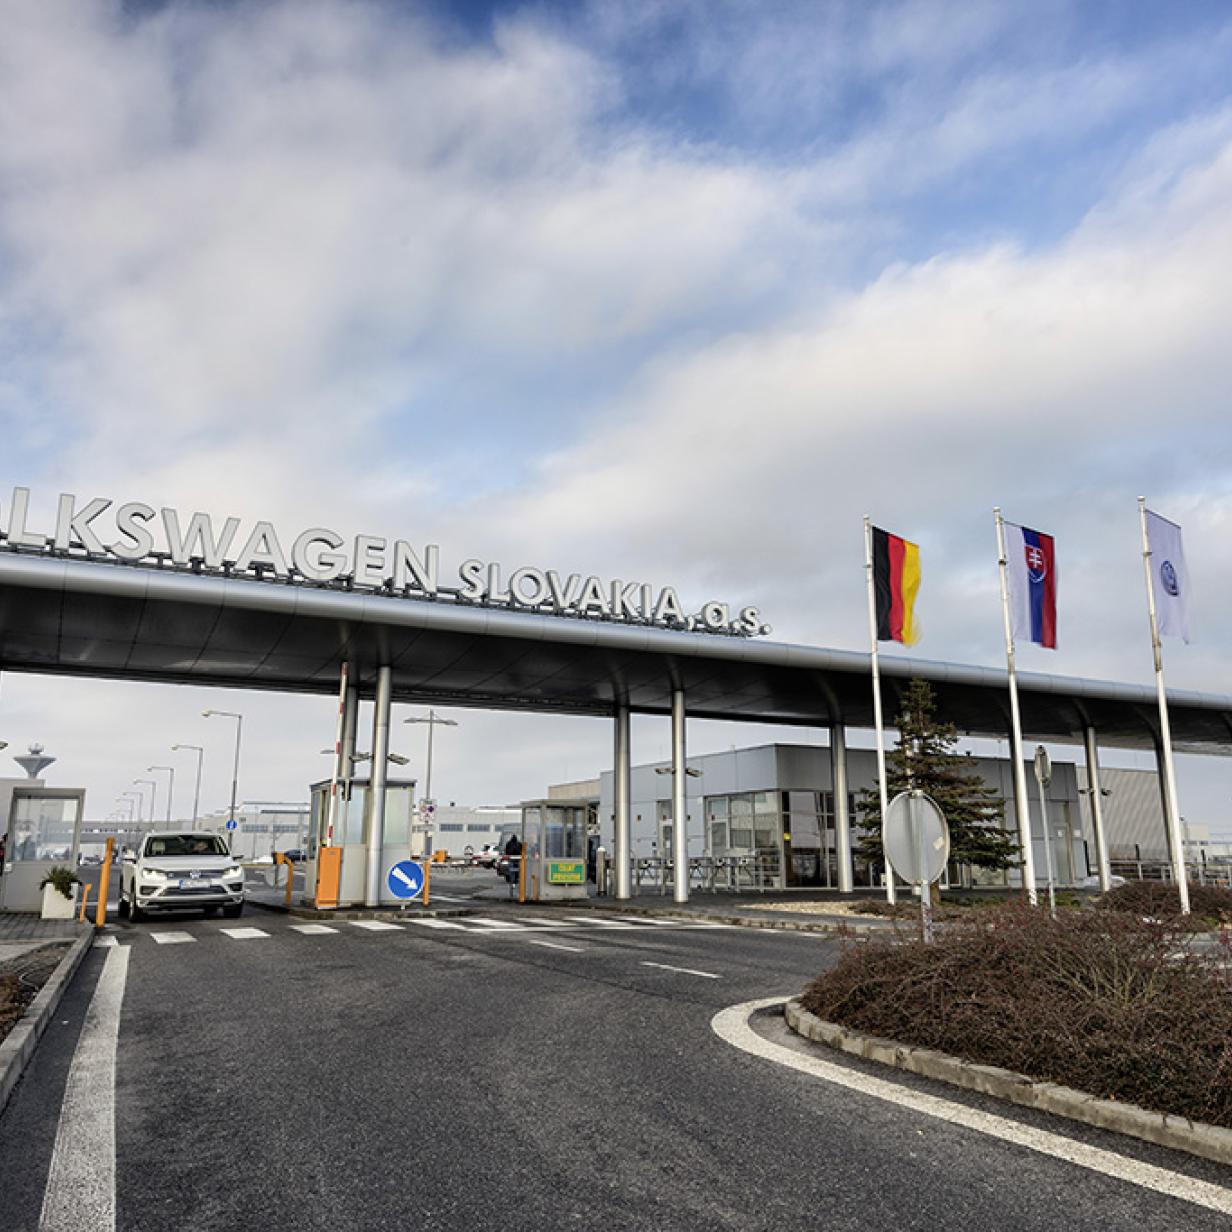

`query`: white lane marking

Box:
[712,998,1232,1217]
[527,939,587,953]
[519,917,574,927]
[641,961,721,979]
[348,921,403,932]
[289,924,338,935]
[427,894,469,902]
[467,918,525,930]
[405,918,470,930]
[565,916,636,929]
[93,936,119,949]
[39,946,130,1232]
[149,931,195,945]
[218,927,269,940]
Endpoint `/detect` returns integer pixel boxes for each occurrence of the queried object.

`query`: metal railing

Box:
[1108,859,1232,888]
[631,854,783,893]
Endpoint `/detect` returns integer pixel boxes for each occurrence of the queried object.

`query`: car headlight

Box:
[142,867,170,880]
[223,866,243,879]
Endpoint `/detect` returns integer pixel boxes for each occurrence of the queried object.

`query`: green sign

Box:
[548,860,585,885]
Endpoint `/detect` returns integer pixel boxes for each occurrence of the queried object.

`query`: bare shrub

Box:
[1098,880,1232,924]
[799,904,1232,1127]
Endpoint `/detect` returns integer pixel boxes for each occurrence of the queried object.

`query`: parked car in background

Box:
[281,848,306,863]
[119,831,245,922]
[472,844,501,868]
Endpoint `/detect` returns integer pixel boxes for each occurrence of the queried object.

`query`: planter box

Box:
[40,882,79,920]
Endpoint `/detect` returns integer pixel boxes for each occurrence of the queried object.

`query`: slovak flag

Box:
[1005,523,1057,649]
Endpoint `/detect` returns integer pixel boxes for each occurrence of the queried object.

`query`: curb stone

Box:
[0,930,94,1119]
[783,998,1232,1168]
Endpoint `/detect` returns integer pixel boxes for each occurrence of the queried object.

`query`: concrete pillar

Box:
[613,704,632,900]
[1082,726,1112,893]
[364,666,392,907]
[671,689,688,905]
[830,724,854,893]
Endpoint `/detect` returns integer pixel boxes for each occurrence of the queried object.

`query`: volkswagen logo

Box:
[1160,560,1179,597]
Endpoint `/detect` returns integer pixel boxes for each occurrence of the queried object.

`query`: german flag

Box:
[872,527,921,644]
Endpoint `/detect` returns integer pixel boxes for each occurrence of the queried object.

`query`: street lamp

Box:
[404,710,457,860]
[133,778,157,821]
[203,709,243,851]
[148,765,175,824]
[171,744,205,829]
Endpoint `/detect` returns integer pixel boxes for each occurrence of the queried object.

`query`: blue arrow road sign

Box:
[225,818,238,831]
[387,860,425,901]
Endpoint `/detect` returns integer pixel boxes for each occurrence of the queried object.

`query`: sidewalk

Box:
[0,914,89,965]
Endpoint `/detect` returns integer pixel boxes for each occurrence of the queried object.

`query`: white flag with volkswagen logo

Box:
[1146,510,1192,642]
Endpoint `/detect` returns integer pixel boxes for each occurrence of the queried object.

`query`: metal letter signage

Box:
[0,486,770,638]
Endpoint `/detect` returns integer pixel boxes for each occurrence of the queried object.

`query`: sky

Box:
[1,0,1230,838]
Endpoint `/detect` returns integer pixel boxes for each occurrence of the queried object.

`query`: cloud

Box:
[0,0,1230,829]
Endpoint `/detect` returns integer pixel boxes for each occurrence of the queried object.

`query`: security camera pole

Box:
[1033,746,1057,918]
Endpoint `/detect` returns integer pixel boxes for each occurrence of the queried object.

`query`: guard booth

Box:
[0,785,86,914]
[303,777,416,909]
[520,800,588,902]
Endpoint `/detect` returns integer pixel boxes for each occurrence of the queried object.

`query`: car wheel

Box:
[129,896,145,923]
[203,905,219,916]
[117,893,130,920]
[223,902,244,919]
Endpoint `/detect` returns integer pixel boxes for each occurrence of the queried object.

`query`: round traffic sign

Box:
[386,859,425,900]
[225,818,238,831]
[883,791,949,885]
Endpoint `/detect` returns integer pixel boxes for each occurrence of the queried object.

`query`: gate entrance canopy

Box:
[1,549,1230,754]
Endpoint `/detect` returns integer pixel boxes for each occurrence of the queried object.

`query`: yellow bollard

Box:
[95,836,114,929]
[422,856,431,908]
[518,848,527,904]
[78,881,93,923]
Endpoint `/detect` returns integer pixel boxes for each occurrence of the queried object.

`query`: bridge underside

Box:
[1,551,1230,754]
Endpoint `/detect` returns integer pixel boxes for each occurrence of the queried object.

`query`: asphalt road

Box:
[2,900,1230,1231]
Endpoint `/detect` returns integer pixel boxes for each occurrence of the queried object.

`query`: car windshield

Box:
[143,835,228,858]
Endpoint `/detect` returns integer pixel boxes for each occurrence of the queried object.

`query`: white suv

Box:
[120,832,245,922]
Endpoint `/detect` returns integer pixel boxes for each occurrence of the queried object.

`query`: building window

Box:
[438,823,464,832]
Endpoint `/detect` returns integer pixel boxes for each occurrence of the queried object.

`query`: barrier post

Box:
[78,882,93,923]
[518,851,527,904]
[95,837,114,929]
[423,855,431,908]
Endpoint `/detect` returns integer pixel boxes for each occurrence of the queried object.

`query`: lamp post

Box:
[404,710,457,858]
[203,709,243,853]
[134,778,157,823]
[171,745,205,829]
[120,791,142,853]
[148,765,175,824]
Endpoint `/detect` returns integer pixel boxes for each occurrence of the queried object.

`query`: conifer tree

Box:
[855,678,1021,872]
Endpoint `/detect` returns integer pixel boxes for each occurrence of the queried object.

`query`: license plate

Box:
[179,877,210,889]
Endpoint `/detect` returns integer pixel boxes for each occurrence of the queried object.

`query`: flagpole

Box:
[1138,497,1190,915]
[994,508,1038,906]
[864,516,896,905]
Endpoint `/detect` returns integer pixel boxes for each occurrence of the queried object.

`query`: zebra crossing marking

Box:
[150,932,195,945]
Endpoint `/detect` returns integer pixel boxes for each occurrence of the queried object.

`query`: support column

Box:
[671,689,688,905]
[830,724,854,893]
[613,704,632,900]
[1082,726,1112,893]
[364,666,392,908]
